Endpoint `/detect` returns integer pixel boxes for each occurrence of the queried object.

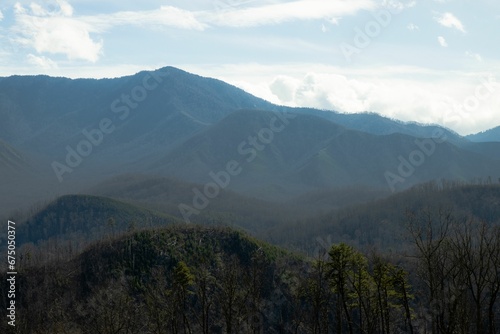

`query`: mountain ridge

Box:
[2,66,500,213]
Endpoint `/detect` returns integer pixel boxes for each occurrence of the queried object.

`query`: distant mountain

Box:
[151,109,500,198]
[0,67,465,170]
[85,174,290,230]
[0,67,278,212]
[15,194,178,245]
[0,67,275,160]
[269,182,500,254]
[85,174,386,233]
[294,109,465,145]
[2,66,500,211]
[466,126,500,142]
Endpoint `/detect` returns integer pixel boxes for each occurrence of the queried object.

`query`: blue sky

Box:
[0,0,499,135]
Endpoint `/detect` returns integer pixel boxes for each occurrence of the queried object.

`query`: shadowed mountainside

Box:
[2,67,500,214]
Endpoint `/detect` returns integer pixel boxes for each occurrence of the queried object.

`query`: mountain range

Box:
[3,67,500,334]
[1,66,500,214]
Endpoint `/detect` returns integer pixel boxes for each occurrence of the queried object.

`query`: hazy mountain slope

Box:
[0,140,31,178]
[268,183,500,254]
[457,140,500,160]
[151,109,500,198]
[84,174,387,234]
[0,67,278,211]
[294,108,465,145]
[0,67,275,157]
[0,140,55,215]
[296,131,500,190]
[15,194,179,245]
[150,109,352,197]
[84,174,291,230]
[466,126,500,142]
[0,67,470,169]
[3,66,500,210]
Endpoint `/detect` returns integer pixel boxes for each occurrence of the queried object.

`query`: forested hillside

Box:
[1,217,499,333]
[1,182,499,333]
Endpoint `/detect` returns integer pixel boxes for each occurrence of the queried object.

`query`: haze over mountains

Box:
[3,66,500,333]
[1,66,500,214]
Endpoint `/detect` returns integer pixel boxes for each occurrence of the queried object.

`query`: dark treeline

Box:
[1,208,499,333]
[407,209,500,334]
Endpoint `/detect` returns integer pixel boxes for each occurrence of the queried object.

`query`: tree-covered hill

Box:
[4,218,498,333]
[1,225,306,333]
[13,194,179,247]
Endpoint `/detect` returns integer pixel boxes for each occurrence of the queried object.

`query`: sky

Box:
[0,0,499,135]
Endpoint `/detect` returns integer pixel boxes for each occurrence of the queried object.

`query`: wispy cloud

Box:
[328,17,341,25]
[465,51,482,62]
[84,6,207,32]
[0,9,4,21]
[438,36,448,47]
[213,0,260,11]
[435,12,466,33]
[407,23,419,31]
[9,0,378,63]
[10,1,207,63]
[27,54,58,69]
[12,1,103,62]
[383,0,416,12]
[202,0,376,28]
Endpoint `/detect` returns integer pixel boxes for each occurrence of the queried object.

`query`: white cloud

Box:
[10,1,206,63]
[187,63,500,135]
[56,0,74,16]
[435,12,466,33]
[465,51,483,62]
[270,75,301,103]
[407,23,419,31]
[13,16,104,62]
[85,6,207,31]
[9,0,377,65]
[202,0,376,27]
[383,0,416,12]
[328,17,341,25]
[14,2,26,15]
[28,0,73,17]
[438,36,448,47]
[30,3,46,16]
[213,0,259,11]
[12,1,103,62]
[0,9,3,21]
[27,54,58,69]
